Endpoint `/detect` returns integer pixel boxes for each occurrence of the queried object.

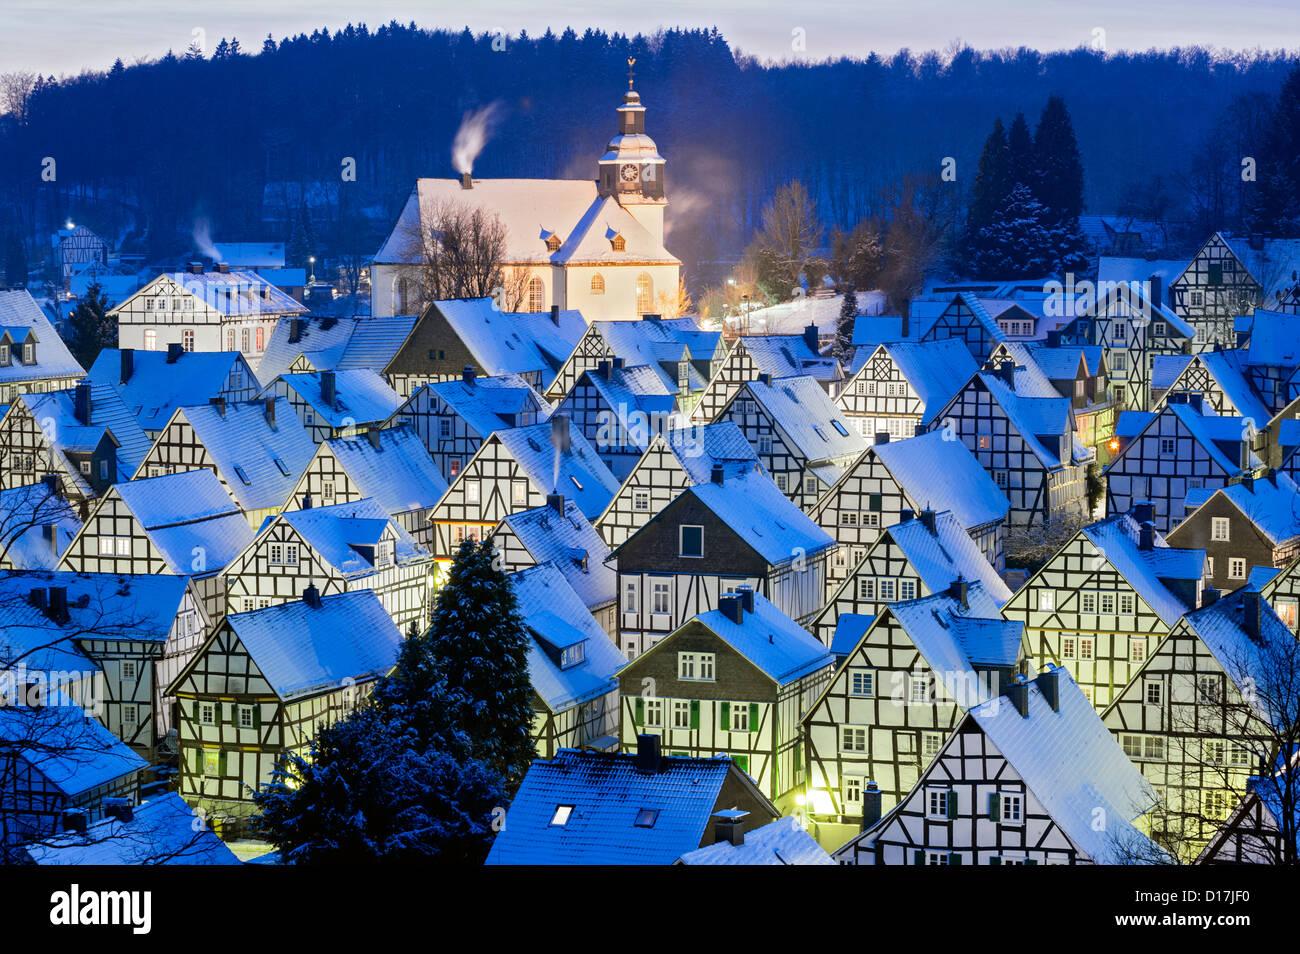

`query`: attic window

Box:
[832,421,850,437]
[272,457,290,476]
[611,234,626,252]
[560,641,586,669]
[634,808,659,828]
[551,805,574,826]
[545,235,562,252]
[570,475,584,492]
[234,465,251,485]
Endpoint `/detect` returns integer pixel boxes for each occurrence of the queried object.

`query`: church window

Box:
[636,274,654,315]
[545,235,562,252]
[590,274,605,295]
[610,234,626,252]
[527,277,546,312]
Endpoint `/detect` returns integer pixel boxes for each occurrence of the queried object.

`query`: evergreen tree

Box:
[213,38,232,60]
[4,233,27,288]
[1006,112,1035,192]
[286,203,314,268]
[261,33,277,55]
[834,285,857,362]
[1251,64,1300,237]
[964,118,1011,268]
[971,184,1054,278]
[184,40,204,60]
[67,282,114,367]
[1033,95,1086,222]
[230,37,242,57]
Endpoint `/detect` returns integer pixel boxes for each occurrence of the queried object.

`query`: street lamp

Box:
[308,256,316,284]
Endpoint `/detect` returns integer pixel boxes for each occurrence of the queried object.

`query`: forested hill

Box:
[1,22,1295,272]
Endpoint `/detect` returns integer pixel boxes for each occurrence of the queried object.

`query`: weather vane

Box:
[627,57,636,90]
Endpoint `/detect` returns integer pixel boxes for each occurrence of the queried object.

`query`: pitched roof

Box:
[17,383,152,496]
[498,497,613,612]
[971,669,1161,864]
[662,421,760,485]
[0,484,80,570]
[109,470,255,575]
[878,340,977,422]
[484,748,767,865]
[225,589,401,700]
[681,467,834,565]
[1082,514,1204,627]
[277,497,427,576]
[277,369,404,428]
[25,793,241,865]
[746,374,866,466]
[1242,310,1300,367]
[676,816,834,865]
[0,290,84,384]
[570,362,676,446]
[740,335,839,382]
[123,268,306,317]
[687,591,833,685]
[422,299,587,386]
[319,426,449,515]
[1198,349,1272,423]
[885,510,1013,605]
[88,349,249,433]
[418,372,552,439]
[493,422,622,520]
[1221,235,1300,304]
[511,563,624,713]
[868,430,1009,530]
[257,314,367,385]
[978,370,1089,469]
[0,694,145,797]
[1197,472,1300,547]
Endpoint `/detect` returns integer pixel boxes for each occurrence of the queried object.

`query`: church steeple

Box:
[597,60,667,243]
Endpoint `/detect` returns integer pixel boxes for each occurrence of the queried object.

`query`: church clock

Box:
[620,163,640,183]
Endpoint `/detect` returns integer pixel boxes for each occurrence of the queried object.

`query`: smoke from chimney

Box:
[451,102,503,176]
[191,217,220,260]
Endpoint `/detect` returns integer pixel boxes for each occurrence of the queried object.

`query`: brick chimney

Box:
[803,323,820,355]
[264,397,276,428]
[547,493,565,515]
[462,366,476,386]
[73,382,91,425]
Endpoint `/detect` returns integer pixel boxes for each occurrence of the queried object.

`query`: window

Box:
[672,700,691,728]
[122,704,137,726]
[678,652,715,682]
[376,539,394,567]
[449,459,462,478]
[1119,593,1135,615]
[622,578,639,613]
[644,698,664,727]
[909,673,931,704]
[679,525,704,558]
[757,435,773,455]
[121,661,136,680]
[1204,790,1231,820]
[995,792,1024,825]
[255,327,265,351]
[238,705,255,729]
[844,777,863,805]
[729,703,750,732]
[590,274,605,295]
[848,669,875,697]
[925,851,955,865]
[635,273,653,315]
[922,732,944,760]
[284,544,299,566]
[1229,558,1246,580]
[1211,517,1230,542]
[322,480,335,501]
[774,474,787,493]
[551,805,574,826]
[465,481,480,505]
[202,750,222,776]
[181,328,195,352]
[199,702,217,726]
[994,470,1009,488]
[898,579,917,601]
[840,726,868,752]
[803,476,818,495]
[1197,673,1223,704]
[1099,593,1115,615]
[144,329,157,350]
[1038,591,1055,612]
[1203,739,1227,764]
[1144,679,1163,707]
[1121,734,1165,761]
[857,578,875,600]
[1061,637,1076,659]
[1081,592,1096,614]
[878,579,896,601]
[527,277,546,312]
[438,418,451,439]
[840,511,859,527]
[926,787,953,820]
[633,808,659,828]
[632,489,650,512]
[1130,638,1147,662]
[651,580,671,615]
[511,480,529,506]
[1078,637,1094,661]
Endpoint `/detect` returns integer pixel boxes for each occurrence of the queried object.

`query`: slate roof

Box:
[109,470,255,575]
[677,467,834,566]
[1222,235,1300,305]
[88,348,250,434]
[484,748,767,865]
[592,317,722,391]
[276,497,427,576]
[318,426,449,515]
[224,589,401,701]
[1242,310,1300,367]
[492,421,622,520]
[417,373,552,440]
[1198,349,1272,424]
[662,421,760,485]
[1082,513,1204,627]
[16,383,152,497]
[739,335,839,382]
[25,793,241,865]
[676,816,834,865]
[498,497,614,612]
[0,693,145,797]
[122,268,306,317]
[867,430,1009,530]
[0,484,80,570]
[978,370,1091,469]
[0,290,84,385]
[569,363,676,448]
[511,562,624,713]
[169,398,317,512]
[746,375,866,467]
[1194,472,1300,547]
[277,368,404,428]
[687,591,833,686]
[257,315,366,385]
[885,510,1013,605]
[848,339,979,424]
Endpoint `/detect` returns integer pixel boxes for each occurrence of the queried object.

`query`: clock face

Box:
[620,163,640,183]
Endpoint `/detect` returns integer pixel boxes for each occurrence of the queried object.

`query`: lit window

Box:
[511,480,528,506]
[590,274,605,295]
[551,805,574,826]
[1038,591,1055,612]
[635,273,653,315]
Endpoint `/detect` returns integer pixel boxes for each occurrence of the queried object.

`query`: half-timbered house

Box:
[1151,348,1273,427]
[1170,233,1300,349]
[254,313,417,388]
[1002,506,1205,710]
[835,667,1163,865]
[619,587,833,806]
[0,480,81,571]
[835,339,976,442]
[57,468,255,622]
[1170,470,1300,595]
[266,368,404,444]
[133,397,316,527]
[689,328,841,424]
[281,425,449,536]
[170,587,401,829]
[88,347,259,438]
[593,422,759,549]
[927,362,1094,527]
[715,374,867,511]
[426,416,621,561]
[0,290,85,405]
[901,293,1007,362]
[552,360,679,480]
[494,494,617,635]
[223,496,434,629]
[512,562,623,757]
[801,580,1023,845]
[1197,760,1299,865]
[609,465,834,659]
[386,368,552,483]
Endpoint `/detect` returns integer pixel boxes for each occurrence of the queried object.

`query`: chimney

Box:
[42,523,59,557]
[462,366,476,386]
[551,414,570,452]
[214,262,230,274]
[736,584,755,614]
[949,575,968,609]
[1242,590,1263,641]
[874,432,890,445]
[1241,437,1252,473]
[460,172,473,190]
[803,323,820,355]
[103,797,134,823]
[1168,391,1188,405]
[920,508,937,534]
[861,781,883,830]
[612,356,625,371]
[62,810,87,835]
[367,428,381,451]
[321,370,337,408]
[1202,586,1219,607]
[596,359,612,379]
[1005,676,1030,718]
[288,318,302,343]
[756,372,772,386]
[28,587,47,611]
[711,810,749,847]
[547,493,565,515]
[167,342,183,364]
[73,382,91,425]
[718,592,744,625]
[1139,521,1155,551]
[634,733,662,773]
[264,397,276,428]
[1133,500,1155,526]
[899,506,914,522]
[119,348,134,383]
[1039,666,1061,712]
[1148,274,1163,311]
[41,473,63,499]
[301,491,313,510]
[1045,328,1062,349]
[710,463,725,485]
[186,261,204,275]
[303,584,323,609]
[208,395,226,416]
[48,586,69,624]
[1188,393,1204,414]
[999,361,1016,389]
[550,304,560,326]
[900,308,910,339]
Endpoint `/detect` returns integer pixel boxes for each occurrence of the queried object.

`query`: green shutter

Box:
[913,849,924,866]
[720,701,730,729]
[1025,859,1038,866]
[218,750,227,777]
[988,792,1000,822]
[634,698,644,727]
[947,791,958,819]
[690,700,700,730]
[949,852,962,866]
[252,705,261,732]
[191,700,199,724]
[869,493,882,511]
[989,856,1001,866]
[748,703,759,732]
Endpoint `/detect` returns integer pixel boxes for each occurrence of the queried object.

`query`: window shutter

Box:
[988,792,1000,822]
[913,849,924,866]
[748,703,759,732]
[252,705,261,732]
[720,702,730,728]
[218,750,227,776]
[949,853,962,866]
[947,792,958,819]
[1025,859,1038,866]
[989,856,1001,866]
[634,698,644,727]
[192,700,199,723]
[690,700,700,730]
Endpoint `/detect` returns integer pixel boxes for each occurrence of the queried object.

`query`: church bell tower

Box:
[597,59,667,244]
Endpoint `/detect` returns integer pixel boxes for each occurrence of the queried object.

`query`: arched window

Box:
[395,275,410,314]
[590,274,605,295]
[527,277,546,312]
[636,273,654,315]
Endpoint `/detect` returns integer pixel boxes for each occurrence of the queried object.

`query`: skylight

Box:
[570,475,583,491]
[634,808,659,828]
[832,421,850,437]
[551,805,574,826]
[272,457,290,476]
[233,465,251,485]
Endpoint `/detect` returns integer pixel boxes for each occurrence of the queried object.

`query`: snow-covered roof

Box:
[492,421,622,520]
[89,349,251,434]
[687,591,833,686]
[0,570,192,651]
[593,317,722,371]
[414,372,552,440]
[17,383,152,497]
[212,242,286,268]
[971,668,1161,864]
[739,334,839,382]
[317,426,449,515]
[570,362,676,447]
[257,314,366,385]
[1197,471,1300,546]
[0,290,84,385]
[867,430,1009,530]
[511,562,623,713]
[663,421,760,485]
[276,497,427,576]
[676,816,833,865]
[1221,235,1300,305]
[1082,514,1204,627]
[1162,402,1264,473]
[0,484,80,570]
[25,793,241,865]
[847,340,976,424]
[120,268,307,318]
[746,374,866,467]
[225,589,401,700]
[169,398,316,512]
[0,694,145,797]
[109,470,255,575]
[1196,350,1272,424]
[484,748,764,865]
[678,467,834,566]
[1242,310,1300,367]
[886,510,1013,605]
[423,298,587,387]
[276,368,404,428]
[498,497,613,613]
[1151,353,1195,392]
[1097,256,1189,291]
[978,370,1089,469]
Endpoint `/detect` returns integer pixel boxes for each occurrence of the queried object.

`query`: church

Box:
[371,69,681,321]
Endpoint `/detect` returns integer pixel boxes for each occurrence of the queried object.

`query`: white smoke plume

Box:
[452,102,503,176]
[192,218,220,260]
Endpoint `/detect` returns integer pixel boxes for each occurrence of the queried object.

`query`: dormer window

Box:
[611,233,626,252]
[0,344,9,365]
[559,640,586,669]
[545,234,562,252]
[22,343,34,364]
[376,538,394,567]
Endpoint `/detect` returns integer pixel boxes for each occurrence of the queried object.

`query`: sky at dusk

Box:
[1,0,1298,76]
